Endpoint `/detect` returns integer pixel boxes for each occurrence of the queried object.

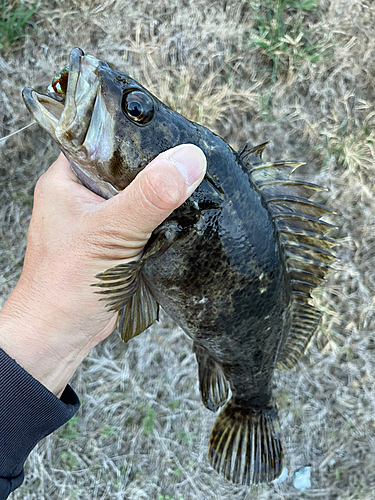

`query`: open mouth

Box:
[22,48,118,199]
[22,48,100,149]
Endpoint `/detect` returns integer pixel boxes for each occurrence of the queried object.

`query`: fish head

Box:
[22,48,187,198]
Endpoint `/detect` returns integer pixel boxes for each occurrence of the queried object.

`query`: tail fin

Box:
[208,399,284,485]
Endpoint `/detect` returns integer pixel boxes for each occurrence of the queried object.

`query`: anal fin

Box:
[194,343,229,412]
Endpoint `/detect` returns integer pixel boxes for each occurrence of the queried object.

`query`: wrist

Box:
[0,282,92,398]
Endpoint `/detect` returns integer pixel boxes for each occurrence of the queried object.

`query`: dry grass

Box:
[1,0,375,498]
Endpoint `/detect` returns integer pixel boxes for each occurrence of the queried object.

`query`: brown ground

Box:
[1,0,375,498]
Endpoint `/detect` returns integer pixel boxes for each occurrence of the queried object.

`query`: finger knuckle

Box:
[145,167,184,212]
[34,173,49,197]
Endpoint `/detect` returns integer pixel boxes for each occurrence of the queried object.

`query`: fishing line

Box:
[0,121,36,145]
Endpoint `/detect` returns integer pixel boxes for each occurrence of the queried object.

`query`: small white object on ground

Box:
[293,466,311,491]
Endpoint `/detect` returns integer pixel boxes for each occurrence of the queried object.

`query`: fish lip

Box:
[22,48,85,142]
[22,48,118,198]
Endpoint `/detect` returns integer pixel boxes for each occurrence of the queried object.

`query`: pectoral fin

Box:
[117,271,159,342]
[93,259,158,341]
[93,223,179,342]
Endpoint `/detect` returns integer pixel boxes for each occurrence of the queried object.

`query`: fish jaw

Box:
[22,89,63,139]
[22,48,119,199]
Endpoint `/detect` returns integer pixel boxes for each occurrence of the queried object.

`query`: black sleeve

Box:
[0,348,80,500]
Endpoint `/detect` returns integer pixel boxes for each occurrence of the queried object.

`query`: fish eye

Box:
[122,90,154,124]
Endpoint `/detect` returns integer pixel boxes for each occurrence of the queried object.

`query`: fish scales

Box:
[22,48,336,486]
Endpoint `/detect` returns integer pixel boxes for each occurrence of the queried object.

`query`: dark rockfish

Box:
[23,48,336,485]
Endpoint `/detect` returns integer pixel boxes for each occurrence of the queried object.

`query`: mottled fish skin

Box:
[143,130,291,409]
[22,48,335,485]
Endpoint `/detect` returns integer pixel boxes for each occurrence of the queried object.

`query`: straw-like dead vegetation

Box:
[1,0,375,498]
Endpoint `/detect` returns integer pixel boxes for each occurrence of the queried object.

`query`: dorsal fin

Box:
[239,142,337,370]
[238,140,270,165]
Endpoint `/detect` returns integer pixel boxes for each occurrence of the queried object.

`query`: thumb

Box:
[100,144,206,241]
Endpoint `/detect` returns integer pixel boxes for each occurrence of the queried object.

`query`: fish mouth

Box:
[22,48,118,199]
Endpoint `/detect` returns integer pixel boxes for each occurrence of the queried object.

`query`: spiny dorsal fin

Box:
[238,140,270,166]
[239,142,337,370]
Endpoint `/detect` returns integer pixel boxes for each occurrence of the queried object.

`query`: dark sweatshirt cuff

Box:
[0,348,80,486]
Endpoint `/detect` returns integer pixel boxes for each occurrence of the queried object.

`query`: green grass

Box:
[169,400,180,410]
[60,450,78,470]
[101,423,116,437]
[0,0,39,51]
[141,405,156,435]
[177,430,192,444]
[245,0,330,83]
[58,415,79,440]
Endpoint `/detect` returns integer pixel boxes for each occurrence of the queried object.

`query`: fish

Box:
[22,47,336,485]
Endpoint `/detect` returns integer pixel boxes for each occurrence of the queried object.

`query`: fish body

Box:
[143,141,290,407]
[23,48,336,485]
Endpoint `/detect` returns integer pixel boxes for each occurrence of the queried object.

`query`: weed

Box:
[245,0,329,82]
[0,0,39,51]
[277,389,292,410]
[60,450,78,470]
[173,467,182,477]
[10,190,33,206]
[169,401,180,410]
[177,430,192,444]
[258,91,275,122]
[326,127,375,173]
[141,405,156,435]
[58,415,79,440]
[101,424,116,437]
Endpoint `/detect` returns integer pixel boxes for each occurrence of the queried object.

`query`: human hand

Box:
[0,144,206,397]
